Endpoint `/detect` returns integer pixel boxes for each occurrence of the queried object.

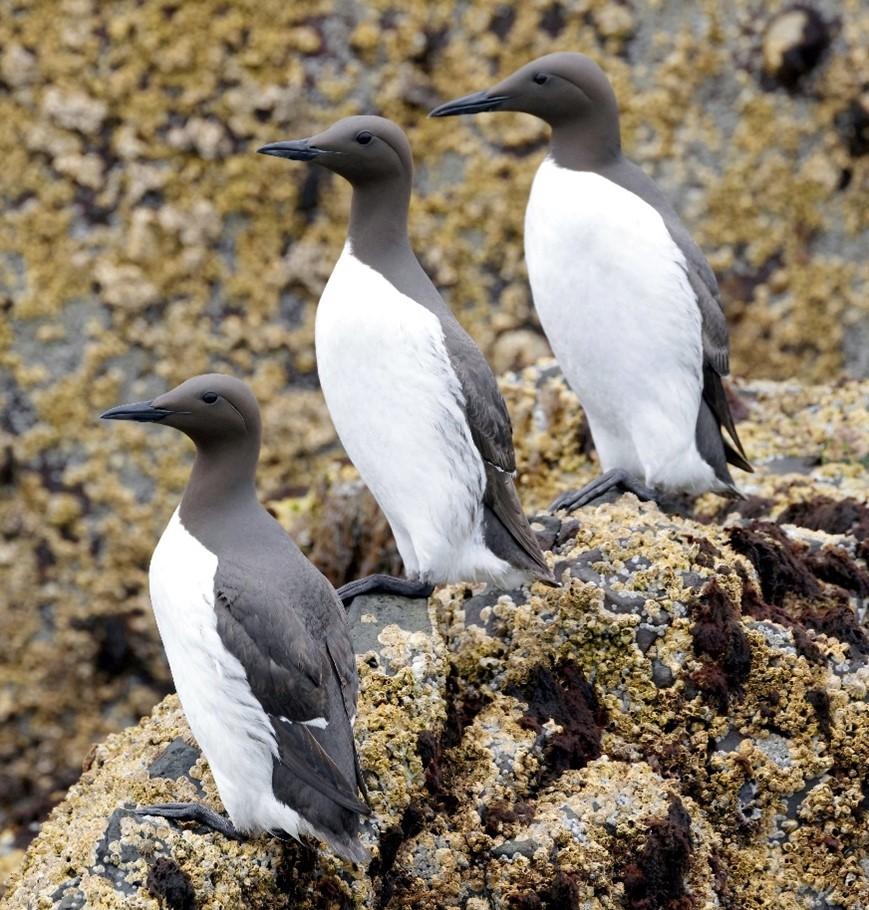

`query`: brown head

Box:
[429,52,621,168]
[102,373,263,517]
[258,114,413,188]
[101,373,261,450]
[258,114,415,259]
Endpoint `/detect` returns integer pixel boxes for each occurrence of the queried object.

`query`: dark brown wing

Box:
[213,562,369,817]
[439,319,554,580]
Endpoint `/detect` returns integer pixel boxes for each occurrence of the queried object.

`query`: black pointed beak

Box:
[257,139,322,161]
[100,400,173,423]
[429,91,510,118]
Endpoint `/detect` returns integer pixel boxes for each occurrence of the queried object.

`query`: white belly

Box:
[525,160,715,492]
[316,250,510,582]
[148,510,304,837]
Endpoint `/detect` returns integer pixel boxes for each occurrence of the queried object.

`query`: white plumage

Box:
[149,509,325,842]
[525,158,724,494]
[316,247,522,586]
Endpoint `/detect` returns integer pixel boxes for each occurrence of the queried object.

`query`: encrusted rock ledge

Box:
[419,496,868,909]
[8,511,869,910]
[5,368,868,909]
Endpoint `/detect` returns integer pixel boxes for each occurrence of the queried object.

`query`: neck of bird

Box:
[181,439,260,525]
[347,175,412,263]
[549,115,621,171]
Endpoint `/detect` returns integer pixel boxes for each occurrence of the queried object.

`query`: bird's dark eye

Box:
[533,73,549,85]
[355,130,373,145]
[201,392,218,404]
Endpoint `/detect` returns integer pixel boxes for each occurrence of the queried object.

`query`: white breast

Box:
[148,510,305,837]
[315,249,508,583]
[525,160,716,492]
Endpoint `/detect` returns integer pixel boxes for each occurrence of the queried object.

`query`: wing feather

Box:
[439,320,553,577]
[212,564,367,814]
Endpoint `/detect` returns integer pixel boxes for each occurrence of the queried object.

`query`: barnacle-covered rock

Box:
[6,362,867,908]
[414,497,868,909]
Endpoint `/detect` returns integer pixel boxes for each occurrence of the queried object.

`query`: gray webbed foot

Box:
[549,469,657,513]
[133,801,244,840]
[336,574,435,608]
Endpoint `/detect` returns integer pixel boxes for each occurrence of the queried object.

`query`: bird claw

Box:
[549,470,656,513]
[337,574,434,607]
[133,801,243,840]
[549,489,593,512]
[133,802,191,817]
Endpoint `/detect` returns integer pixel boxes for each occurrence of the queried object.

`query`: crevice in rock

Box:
[370,802,427,909]
[416,728,459,815]
[370,657,495,907]
[617,795,695,910]
[729,522,869,659]
[508,870,582,909]
[274,841,351,909]
[708,852,737,910]
[711,495,775,523]
[304,481,403,588]
[443,666,492,750]
[689,579,753,710]
[145,856,196,910]
[507,660,608,788]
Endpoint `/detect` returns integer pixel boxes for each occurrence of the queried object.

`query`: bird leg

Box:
[336,574,435,607]
[549,469,657,513]
[133,802,244,841]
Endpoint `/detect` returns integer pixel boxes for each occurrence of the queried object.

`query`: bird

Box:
[258,115,555,605]
[101,374,370,864]
[430,52,752,512]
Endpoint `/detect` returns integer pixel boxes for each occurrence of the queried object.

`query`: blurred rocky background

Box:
[0,0,866,896]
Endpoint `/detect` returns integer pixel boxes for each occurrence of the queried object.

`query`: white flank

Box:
[149,510,316,840]
[280,715,329,729]
[525,159,722,493]
[316,248,516,584]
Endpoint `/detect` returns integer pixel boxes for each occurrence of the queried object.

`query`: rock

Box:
[411,497,866,908]
[41,88,107,134]
[490,838,539,859]
[298,478,403,589]
[761,6,832,90]
[7,397,869,906]
[528,513,561,552]
[765,454,822,475]
[651,659,675,688]
[147,738,204,794]
[5,358,869,905]
[490,329,552,375]
[634,625,660,653]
